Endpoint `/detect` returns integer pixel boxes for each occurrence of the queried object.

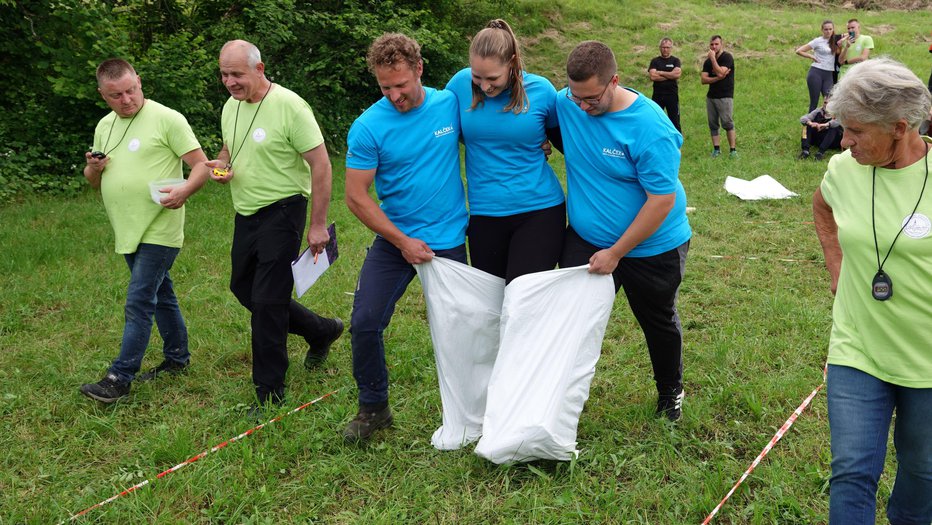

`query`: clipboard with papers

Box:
[291,222,338,298]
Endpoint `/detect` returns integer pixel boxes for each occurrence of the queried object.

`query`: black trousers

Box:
[467,202,566,284]
[651,91,681,133]
[559,226,688,393]
[802,126,842,153]
[230,195,335,392]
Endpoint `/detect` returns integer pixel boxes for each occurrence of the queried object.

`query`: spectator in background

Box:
[701,35,736,158]
[647,37,682,132]
[797,96,842,161]
[839,19,873,72]
[928,34,931,92]
[796,20,840,112]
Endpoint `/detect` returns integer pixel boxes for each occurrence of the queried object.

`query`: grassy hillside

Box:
[2,1,931,523]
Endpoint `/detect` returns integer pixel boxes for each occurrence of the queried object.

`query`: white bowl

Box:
[148,178,187,204]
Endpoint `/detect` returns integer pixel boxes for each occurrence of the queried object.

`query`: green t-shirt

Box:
[94,100,201,254]
[820,139,932,387]
[221,85,325,216]
[843,34,874,63]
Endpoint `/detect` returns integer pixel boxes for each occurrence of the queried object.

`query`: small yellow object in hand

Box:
[213,168,229,178]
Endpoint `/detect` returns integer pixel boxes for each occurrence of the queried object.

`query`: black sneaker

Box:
[304,318,344,370]
[343,405,393,443]
[656,389,684,422]
[796,150,810,160]
[80,373,131,403]
[814,151,825,161]
[137,359,188,382]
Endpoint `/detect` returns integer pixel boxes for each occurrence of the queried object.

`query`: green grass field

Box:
[2,1,931,523]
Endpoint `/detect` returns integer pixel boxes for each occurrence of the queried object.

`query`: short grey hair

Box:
[828,57,932,130]
[221,40,263,68]
[659,37,673,46]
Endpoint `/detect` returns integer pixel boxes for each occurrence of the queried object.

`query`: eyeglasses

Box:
[566,78,613,106]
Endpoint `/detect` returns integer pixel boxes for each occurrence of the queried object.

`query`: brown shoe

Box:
[342,405,393,443]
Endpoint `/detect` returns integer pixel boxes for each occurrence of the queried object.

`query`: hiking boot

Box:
[343,405,393,443]
[137,359,188,382]
[796,150,810,160]
[815,151,825,161]
[711,149,721,158]
[80,373,131,404]
[656,389,684,422]
[304,318,344,370]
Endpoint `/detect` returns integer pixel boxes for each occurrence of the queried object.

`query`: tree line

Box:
[0,0,507,198]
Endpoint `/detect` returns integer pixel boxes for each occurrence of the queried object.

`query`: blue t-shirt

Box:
[446,68,564,216]
[554,88,691,256]
[346,87,468,249]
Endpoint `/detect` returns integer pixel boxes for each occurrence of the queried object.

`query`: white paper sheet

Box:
[292,248,330,298]
[291,223,338,298]
[724,175,798,200]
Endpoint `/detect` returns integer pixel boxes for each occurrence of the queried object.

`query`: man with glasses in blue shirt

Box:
[555,40,691,422]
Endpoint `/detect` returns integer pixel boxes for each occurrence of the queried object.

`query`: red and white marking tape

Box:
[709,255,819,264]
[701,374,825,524]
[62,388,340,523]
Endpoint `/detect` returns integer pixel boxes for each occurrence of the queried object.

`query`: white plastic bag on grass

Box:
[416,257,505,450]
[474,266,614,464]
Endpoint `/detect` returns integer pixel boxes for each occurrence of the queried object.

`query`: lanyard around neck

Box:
[871,142,930,274]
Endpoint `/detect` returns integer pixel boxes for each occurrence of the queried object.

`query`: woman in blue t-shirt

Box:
[446,19,565,283]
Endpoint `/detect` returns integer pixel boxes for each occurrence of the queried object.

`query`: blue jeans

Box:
[108,243,189,382]
[828,364,932,525]
[350,236,467,406]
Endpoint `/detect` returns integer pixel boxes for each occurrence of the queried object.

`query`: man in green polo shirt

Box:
[80,58,211,403]
[207,40,343,411]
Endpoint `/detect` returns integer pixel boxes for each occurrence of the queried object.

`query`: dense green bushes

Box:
[0,0,508,199]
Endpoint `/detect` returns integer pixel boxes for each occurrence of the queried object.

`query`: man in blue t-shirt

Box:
[555,40,691,422]
[343,33,469,443]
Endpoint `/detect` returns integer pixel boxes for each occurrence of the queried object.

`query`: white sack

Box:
[724,174,798,200]
[416,257,505,450]
[474,266,615,464]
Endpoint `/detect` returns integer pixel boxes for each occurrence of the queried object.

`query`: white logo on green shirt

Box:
[903,213,931,239]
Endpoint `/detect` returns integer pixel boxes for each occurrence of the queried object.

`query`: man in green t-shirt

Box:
[80,58,211,403]
[840,19,873,70]
[206,40,343,412]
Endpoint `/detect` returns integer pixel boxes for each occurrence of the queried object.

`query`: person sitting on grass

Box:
[798,96,842,161]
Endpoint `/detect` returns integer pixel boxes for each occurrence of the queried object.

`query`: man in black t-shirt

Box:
[647,37,682,133]
[701,35,736,158]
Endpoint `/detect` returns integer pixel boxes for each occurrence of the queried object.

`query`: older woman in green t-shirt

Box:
[812,57,932,525]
